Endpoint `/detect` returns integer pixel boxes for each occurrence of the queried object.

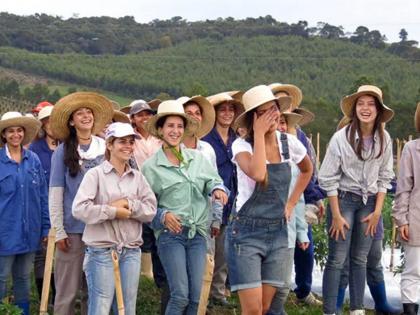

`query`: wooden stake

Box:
[316,132,320,169]
[39,228,56,315]
[112,250,125,315]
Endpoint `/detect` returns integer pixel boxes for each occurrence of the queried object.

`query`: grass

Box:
[19,276,376,314]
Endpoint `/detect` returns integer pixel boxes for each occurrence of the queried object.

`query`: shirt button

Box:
[21,185,24,188]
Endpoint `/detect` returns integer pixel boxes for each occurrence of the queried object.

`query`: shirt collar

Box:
[1,145,29,162]
[102,159,134,175]
[156,146,194,167]
[354,130,379,142]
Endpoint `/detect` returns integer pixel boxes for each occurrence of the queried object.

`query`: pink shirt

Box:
[133,131,162,167]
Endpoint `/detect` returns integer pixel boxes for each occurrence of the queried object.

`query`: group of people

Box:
[0,82,419,315]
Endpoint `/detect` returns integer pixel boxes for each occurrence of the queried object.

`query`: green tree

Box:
[399,28,408,42]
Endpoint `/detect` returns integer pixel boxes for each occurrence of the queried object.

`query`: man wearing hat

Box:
[270,83,325,307]
[0,112,49,315]
[202,92,244,307]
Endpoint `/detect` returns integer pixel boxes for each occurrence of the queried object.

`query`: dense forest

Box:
[0,13,419,151]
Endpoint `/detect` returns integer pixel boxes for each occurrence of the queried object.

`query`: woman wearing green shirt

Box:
[142,100,228,315]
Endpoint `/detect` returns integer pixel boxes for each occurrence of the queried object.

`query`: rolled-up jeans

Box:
[322,191,376,313]
[83,246,141,315]
[157,228,207,315]
[0,252,35,303]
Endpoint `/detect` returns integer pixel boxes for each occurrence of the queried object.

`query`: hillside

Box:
[0,35,419,147]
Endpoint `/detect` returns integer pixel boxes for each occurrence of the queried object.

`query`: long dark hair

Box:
[346,96,385,160]
[64,122,81,177]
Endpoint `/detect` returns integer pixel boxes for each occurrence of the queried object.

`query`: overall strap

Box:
[280,133,290,160]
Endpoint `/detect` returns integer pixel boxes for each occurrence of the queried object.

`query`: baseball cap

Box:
[105,122,140,140]
[129,100,155,116]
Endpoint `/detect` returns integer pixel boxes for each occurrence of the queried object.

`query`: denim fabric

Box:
[294,225,314,299]
[339,237,384,290]
[83,246,141,315]
[322,191,376,313]
[157,228,207,315]
[0,253,35,303]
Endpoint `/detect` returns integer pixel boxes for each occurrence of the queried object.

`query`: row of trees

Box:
[0,13,418,60]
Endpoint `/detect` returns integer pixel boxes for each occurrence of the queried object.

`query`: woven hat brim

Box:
[148,99,162,110]
[282,112,303,127]
[234,96,291,129]
[270,84,303,109]
[50,92,115,140]
[113,110,130,124]
[0,117,41,147]
[146,112,199,140]
[187,96,215,139]
[336,116,352,131]
[293,108,315,126]
[340,91,394,123]
[120,106,131,114]
[415,103,420,133]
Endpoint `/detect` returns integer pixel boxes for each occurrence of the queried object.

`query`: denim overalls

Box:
[226,134,295,291]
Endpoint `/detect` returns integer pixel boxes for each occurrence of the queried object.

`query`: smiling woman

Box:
[0,112,49,315]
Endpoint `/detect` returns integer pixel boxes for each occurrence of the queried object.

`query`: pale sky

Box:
[2,0,420,43]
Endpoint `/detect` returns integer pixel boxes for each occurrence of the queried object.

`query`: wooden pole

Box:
[112,250,125,315]
[197,254,215,315]
[316,132,320,169]
[39,228,56,315]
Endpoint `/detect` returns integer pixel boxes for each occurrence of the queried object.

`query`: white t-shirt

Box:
[232,131,307,212]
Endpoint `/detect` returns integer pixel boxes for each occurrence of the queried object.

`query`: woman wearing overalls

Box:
[225,85,313,315]
[319,85,394,315]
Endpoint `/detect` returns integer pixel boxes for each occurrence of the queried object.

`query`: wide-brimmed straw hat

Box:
[113,110,130,124]
[234,85,291,128]
[148,99,162,111]
[269,83,303,110]
[337,116,352,131]
[293,107,314,127]
[207,92,245,116]
[178,95,215,138]
[340,85,394,123]
[226,90,244,101]
[282,112,303,127]
[0,111,41,146]
[146,100,199,139]
[415,102,420,132]
[50,92,114,140]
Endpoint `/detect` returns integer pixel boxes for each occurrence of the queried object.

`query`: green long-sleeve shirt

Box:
[142,147,224,239]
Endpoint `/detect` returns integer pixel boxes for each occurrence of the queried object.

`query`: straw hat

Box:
[234,85,291,128]
[340,85,394,123]
[415,102,420,133]
[146,100,199,139]
[226,90,244,101]
[113,110,130,124]
[293,107,314,127]
[282,112,303,127]
[38,105,54,121]
[110,100,121,110]
[50,92,115,140]
[178,95,215,138]
[207,92,245,116]
[269,83,303,110]
[148,99,162,111]
[0,112,41,146]
[337,116,352,131]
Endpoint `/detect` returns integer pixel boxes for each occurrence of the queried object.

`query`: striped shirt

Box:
[319,127,394,204]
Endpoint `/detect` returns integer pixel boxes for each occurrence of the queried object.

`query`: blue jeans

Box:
[157,229,207,315]
[0,252,35,303]
[322,191,376,313]
[294,225,314,299]
[83,246,141,315]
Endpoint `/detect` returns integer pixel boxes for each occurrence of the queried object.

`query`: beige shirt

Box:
[393,139,420,246]
[133,131,162,168]
[72,160,157,249]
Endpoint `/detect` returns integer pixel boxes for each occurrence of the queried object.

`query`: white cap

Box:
[105,122,139,140]
[38,105,54,121]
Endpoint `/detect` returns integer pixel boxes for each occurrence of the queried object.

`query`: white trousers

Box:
[401,244,420,303]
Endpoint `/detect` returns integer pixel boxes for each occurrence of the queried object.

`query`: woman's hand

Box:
[399,224,409,241]
[56,238,71,252]
[284,201,296,222]
[361,212,381,237]
[212,189,228,205]
[115,207,132,219]
[297,242,310,251]
[253,107,278,136]
[110,198,129,209]
[329,215,350,241]
[164,212,182,234]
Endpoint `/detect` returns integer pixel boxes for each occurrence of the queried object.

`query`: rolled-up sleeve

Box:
[129,173,157,223]
[72,169,117,224]
[392,144,414,227]
[319,136,342,197]
[377,136,394,193]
